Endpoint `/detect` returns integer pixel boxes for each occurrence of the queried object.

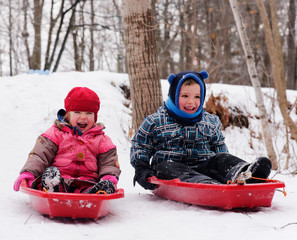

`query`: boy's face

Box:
[69,111,95,133]
[178,82,201,114]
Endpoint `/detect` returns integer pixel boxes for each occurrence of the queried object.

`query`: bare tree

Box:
[190,0,197,70]
[256,0,297,142]
[112,0,126,73]
[22,0,31,70]
[30,0,44,70]
[89,0,95,71]
[53,0,81,72]
[0,0,295,88]
[229,0,278,169]
[44,0,63,71]
[122,0,163,130]
[22,0,44,70]
[154,0,177,78]
[286,0,296,90]
[8,0,13,75]
[72,1,86,71]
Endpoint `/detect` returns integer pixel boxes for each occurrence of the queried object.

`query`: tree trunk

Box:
[89,0,95,71]
[46,0,70,71]
[178,0,186,71]
[122,0,163,131]
[190,0,197,70]
[30,0,44,70]
[53,0,80,72]
[72,29,81,71]
[9,0,13,76]
[44,0,63,71]
[72,1,85,72]
[185,1,192,70]
[286,0,296,90]
[256,0,297,142]
[22,0,31,71]
[159,0,171,78]
[112,0,125,73]
[229,0,278,169]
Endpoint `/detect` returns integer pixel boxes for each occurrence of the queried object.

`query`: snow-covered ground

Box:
[1,71,296,240]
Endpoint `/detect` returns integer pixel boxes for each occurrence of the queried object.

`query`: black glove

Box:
[133,162,157,190]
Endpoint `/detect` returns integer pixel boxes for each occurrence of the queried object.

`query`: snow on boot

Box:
[84,180,115,194]
[225,162,250,184]
[227,157,272,184]
[41,166,62,192]
[246,157,272,183]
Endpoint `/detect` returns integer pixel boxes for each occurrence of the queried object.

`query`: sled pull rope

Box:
[227,177,287,197]
[276,188,287,197]
[96,190,107,195]
[251,177,287,197]
[42,187,107,194]
[227,179,243,185]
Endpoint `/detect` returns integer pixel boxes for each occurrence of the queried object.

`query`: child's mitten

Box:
[134,162,156,190]
[13,172,35,191]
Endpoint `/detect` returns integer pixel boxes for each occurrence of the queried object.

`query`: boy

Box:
[130,71,272,190]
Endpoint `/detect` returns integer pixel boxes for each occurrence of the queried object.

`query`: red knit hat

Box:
[64,87,100,122]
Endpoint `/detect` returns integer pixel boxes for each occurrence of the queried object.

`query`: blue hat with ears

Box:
[167,70,208,105]
[165,70,209,123]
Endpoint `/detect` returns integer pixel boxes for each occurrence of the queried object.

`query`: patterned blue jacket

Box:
[130,105,228,168]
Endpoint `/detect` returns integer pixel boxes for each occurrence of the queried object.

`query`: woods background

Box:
[1,0,297,171]
[0,0,296,90]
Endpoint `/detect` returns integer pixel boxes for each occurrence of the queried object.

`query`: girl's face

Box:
[68,111,95,133]
[178,83,201,114]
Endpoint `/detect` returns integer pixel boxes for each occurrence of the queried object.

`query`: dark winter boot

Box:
[41,166,62,192]
[227,157,272,184]
[225,162,250,184]
[84,180,115,194]
[246,157,272,183]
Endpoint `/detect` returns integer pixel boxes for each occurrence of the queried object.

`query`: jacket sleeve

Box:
[209,115,229,154]
[20,135,58,177]
[130,115,156,168]
[97,147,121,179]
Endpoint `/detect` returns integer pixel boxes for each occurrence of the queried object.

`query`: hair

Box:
[182,78,200,87]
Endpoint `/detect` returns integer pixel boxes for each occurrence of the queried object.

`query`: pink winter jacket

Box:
[20,122,121,182]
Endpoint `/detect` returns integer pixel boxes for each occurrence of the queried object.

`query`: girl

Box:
[14,87,120,194]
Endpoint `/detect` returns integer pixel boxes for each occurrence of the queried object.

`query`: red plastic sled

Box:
[20,180,124,219]
[148,176,285,209]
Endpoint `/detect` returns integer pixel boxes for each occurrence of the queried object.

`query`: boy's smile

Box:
[178,83,201,114]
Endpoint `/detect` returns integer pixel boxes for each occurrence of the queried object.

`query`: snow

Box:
[1,71,297,240]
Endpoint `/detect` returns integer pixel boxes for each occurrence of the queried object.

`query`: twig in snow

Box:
[24,214,32,225]
[280,222,297,229]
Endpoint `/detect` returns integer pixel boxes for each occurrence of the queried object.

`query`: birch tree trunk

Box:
[9,0,13,76]
[190,0,197,70]
[89,0,95,71]
[229,0,278,169]
[286,0,296,90]
[122,0,163,131]
[256,0,297,142]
